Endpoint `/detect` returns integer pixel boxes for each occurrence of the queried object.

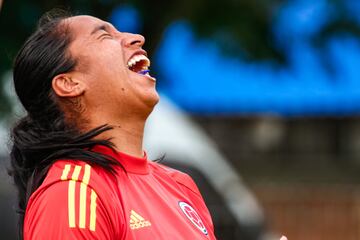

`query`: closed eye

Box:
[100,33,113,39]
[97,30,114,40]
[92,23,118,40]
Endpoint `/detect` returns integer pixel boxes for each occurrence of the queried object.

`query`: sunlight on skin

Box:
[280,236,288,240]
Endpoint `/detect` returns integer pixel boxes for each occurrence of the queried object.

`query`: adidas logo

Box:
[129,210,151,230]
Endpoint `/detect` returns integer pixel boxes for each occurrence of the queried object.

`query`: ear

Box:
[52,74,85,97]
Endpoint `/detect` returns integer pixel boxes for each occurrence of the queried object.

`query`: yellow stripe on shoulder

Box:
[90,189,98,231]
[68,165,82,228]
[72,165,82,181]
[61,163,95,231]
[79,164,91,229]
[60,163,92,183]
[82,164,91,184]
[61,164,71,180]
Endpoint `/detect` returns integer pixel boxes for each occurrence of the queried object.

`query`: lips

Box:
[127,53,156,81]
[127,54,150,73]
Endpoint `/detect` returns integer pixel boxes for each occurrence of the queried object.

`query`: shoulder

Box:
[45,160,103,184]
[24,160,123,239]
[149,161,202,197]
[35,160,121,211]
[42,160,118,191]
[27,160,114,217]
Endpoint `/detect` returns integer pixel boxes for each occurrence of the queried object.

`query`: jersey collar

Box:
[93,145,150,175]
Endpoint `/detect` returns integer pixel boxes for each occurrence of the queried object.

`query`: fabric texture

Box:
[24,145,216,239]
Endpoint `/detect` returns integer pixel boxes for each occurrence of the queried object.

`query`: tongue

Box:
[138,70,150,75]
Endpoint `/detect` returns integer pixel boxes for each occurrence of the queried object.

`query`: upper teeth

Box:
[127,54,150,68]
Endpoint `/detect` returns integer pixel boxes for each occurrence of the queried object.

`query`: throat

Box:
[109,123,145,158]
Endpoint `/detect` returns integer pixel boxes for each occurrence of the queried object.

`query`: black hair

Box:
[9,10,120,239]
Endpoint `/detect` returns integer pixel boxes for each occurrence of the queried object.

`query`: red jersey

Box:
[24,146,216,239]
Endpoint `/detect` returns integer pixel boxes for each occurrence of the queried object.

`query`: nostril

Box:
[130,34,145,46]
[123,34,145,47]
[130,40,142,46]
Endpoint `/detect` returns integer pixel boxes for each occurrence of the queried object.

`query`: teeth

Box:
[128,58,135,67]
[127,54,150,68]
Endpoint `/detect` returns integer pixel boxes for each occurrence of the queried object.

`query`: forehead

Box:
[66,15,110,35]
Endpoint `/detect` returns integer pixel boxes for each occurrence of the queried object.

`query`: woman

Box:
[10,10,216,239]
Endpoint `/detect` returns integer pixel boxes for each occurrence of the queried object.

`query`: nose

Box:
[123,33,145,48]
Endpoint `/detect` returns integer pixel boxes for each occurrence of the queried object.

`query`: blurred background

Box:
[1,0,360,239]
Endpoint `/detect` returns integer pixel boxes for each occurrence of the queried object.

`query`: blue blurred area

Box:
[109,5,141,33]
[272,0,332,45]
[111,1,360,116]
[344,0,360,25]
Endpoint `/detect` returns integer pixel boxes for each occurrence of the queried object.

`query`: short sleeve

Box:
[24,179,120,240]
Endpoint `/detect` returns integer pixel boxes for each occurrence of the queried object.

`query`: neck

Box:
[109,120,145,158]
[87,116,146,158]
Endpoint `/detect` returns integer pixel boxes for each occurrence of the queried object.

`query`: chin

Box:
[146,91,160,109]
[140,91,158,116]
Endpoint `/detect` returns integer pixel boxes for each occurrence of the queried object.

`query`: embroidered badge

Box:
[178,201,208,235]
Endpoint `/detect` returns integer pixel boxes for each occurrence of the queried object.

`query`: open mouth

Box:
[127,54,153,78]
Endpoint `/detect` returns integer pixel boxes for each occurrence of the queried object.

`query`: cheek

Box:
[94,50,123,70]
[80,40,126,68]
[101,41,126,64]
[86,52,129,82]
[70,42,133,99]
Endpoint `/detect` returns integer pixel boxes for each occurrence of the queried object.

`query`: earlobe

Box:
[52,74,85,97]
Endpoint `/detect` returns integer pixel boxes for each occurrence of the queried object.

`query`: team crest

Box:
[178,201,208,235]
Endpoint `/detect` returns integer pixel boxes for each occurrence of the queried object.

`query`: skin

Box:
[52,15,159,157]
